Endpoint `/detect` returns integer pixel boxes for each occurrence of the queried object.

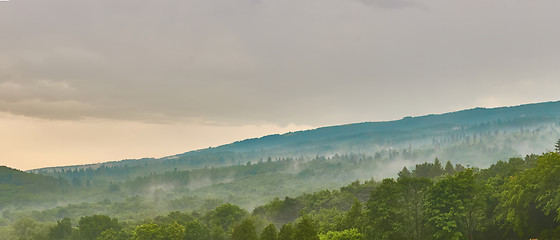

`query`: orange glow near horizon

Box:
[0,113,314,171]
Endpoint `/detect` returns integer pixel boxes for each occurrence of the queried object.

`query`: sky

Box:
[1,0,560,170]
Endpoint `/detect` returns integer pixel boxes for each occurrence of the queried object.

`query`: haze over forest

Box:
[2,0,560,239]
[2,101,560,239]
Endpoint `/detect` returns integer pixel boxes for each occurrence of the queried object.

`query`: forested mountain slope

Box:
[2,101,560,239]
[31,100,560,180]
[0,166,65,207]
[4,101,555,215]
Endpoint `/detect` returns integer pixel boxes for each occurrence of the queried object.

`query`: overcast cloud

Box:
[1,0,560,126]
[3,0,560,170]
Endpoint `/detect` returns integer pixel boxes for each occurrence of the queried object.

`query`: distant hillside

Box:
[211,101,560,152]
[4,100,560,220]
[0,166,65,207]
[31,100,560,176]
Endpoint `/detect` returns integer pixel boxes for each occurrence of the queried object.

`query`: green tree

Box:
[78,215,121,240]
[308,208,344,234]
[398,176,432,240]
[278,223,295,240]
[366,178,405,240]
[444,160,455,175]
[48,218,72,240]
[412,160,444,179]
[497,152,560,239]
[97,228,130,240]
[231,218,258,240]
[319,228,364,240]
[185,220,209,240]
[209,225,226,240]
[12,218,51,240]
[339,199,363,231]
[131,223,163,240]
[398,167,412,179]
[260,223,278,240]
[209,203,248,232]
[432,158,445,177]
[164,222,185,240]
[294,216,319,240]
[455,164,466,172]
[426,169,482,240]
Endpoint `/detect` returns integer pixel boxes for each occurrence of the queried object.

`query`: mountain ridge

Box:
[29,100,560,172]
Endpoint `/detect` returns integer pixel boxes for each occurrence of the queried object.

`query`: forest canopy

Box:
[2,151,560,239]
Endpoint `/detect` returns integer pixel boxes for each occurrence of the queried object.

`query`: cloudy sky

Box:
[1,0,560,170]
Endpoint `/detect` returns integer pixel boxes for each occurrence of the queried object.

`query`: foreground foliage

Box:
[3,152,560,239]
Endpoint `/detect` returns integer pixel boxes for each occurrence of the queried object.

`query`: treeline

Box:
[5,152,560,239]
[11,118,558,215]
[33,115,560,184]
[33,151,257,183]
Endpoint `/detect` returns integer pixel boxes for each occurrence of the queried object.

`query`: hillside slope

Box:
[2,100,560,225]
[31,100,560,175]
[0,166,64,207]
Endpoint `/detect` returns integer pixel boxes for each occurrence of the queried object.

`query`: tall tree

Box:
[78,215,121,240]
[131,222,163,240]
[209,203,248,232]
[426,169,482,240]
[497,152,560,239]
[231,218,258,240]
[366,178,405,240]
[294,216,320,240]
[210,225,226,240]
[278,223,295,240]
[432,158,445,177]
[48,218,72,240]
[164,222,186,240]
[185,220,209,240]
[260,223,278,240]
[444,160,455,175]
[398,177,432,240]
[340,199,363,231]
[398,167,412,179]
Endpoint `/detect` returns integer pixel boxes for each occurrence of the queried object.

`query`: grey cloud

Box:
[0,0,559,126]
[357,0,425,9]
[0,99,93,120]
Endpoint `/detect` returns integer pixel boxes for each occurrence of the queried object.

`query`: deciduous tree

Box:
[260,223,278,240]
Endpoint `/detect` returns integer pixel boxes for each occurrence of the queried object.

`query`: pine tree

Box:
[445,160,455,175]
[555,139,560,153]
[398,166,412,179]
[432,158,445,177]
